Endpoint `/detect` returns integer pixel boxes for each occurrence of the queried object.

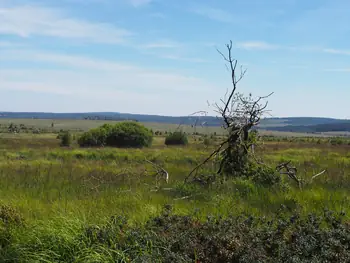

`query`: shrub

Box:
[233,179,256,197]
[1,207,349,262]
[60,131,72,147]
[78,122,153,148]
[78,126,110,147]
[165,131,188,145]
[106,122,153,148]
[155,130,162,136]
[0,204,24,226]
[173,182,201,198]
[203,137,211,146]
[250,165,282,187]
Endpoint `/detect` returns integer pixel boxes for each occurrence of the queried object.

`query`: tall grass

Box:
[0,133,349,261]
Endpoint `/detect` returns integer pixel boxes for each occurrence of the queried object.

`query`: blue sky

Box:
[0,0,349,118]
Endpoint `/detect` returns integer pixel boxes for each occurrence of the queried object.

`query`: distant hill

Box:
[262,122,350,133]
[0,111,223,126]
[0,112,349,133]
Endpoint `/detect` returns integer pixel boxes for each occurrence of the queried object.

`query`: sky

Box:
[0,0,349,118]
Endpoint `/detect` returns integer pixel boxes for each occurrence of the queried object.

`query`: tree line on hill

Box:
[263,122,350,133]
[1,112,349,133]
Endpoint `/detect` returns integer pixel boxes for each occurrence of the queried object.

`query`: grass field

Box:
[0,126,349,262]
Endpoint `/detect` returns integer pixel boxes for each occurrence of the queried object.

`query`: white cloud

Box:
[0,5,132,43]
[139,40,183,49]
[135,40,208,63]
[0,49,219,115]
[323,68,350,72]
[150,12,166,19]
[2,50,134,71]
[128,0,152,7]
[193,7,235,23]
[0,40,24,47]
[235,41,279,50]
[158,54,207,63]
[233,41,350,57]
[322,48,350,56]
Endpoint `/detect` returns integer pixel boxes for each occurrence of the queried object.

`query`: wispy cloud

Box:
[234,40,350,57]
[128,0,153,7]
[0,40,25,48]
[192,7,235,23]
[0,49,216,93]
[135,39,208,63]
[139,40,183,49]
[0,5,132,43]
[322,48,350,56]
[323,68,350,72]
[235,41,280,50]
[158,54,207,63]
[149,12,166,19]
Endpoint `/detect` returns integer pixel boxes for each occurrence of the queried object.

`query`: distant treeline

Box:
[263,122,350,133]
[0,112,349,132]
[0,112,224,126]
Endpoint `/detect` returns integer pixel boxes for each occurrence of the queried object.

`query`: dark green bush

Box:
[79,207,350,262]
[1,206,349,262]
[203,137,211,146]
[165,131,188,146]
[60,131,72,147]
[250,165,282,187]
[0,204,24,226]
[78,122,153,148]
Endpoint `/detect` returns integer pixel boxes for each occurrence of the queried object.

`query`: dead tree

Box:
[185,40,273,182]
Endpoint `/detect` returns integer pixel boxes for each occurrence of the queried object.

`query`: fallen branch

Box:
[174,195,192,201]
[311,170,326,181]
[184,138,229,182]
[145,158,169,184]
[276,161,301,188]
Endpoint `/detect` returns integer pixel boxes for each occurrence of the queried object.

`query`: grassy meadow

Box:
[0,124,349,262]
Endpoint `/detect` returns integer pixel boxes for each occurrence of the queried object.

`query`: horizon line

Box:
[0,111,347,120]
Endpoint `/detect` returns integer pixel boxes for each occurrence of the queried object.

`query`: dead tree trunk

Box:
[185,40,273,183]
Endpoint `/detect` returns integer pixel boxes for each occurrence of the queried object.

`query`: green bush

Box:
[60,131,72,147]
[0,204,24,226]
[250,165,282,187]
[0,207,349,262]
[165,131,188,146]
[78,122,153,148]
[203,137,211,146]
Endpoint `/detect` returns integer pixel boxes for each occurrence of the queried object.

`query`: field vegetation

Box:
[0,123,349,262]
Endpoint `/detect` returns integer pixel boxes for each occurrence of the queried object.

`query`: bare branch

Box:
[311,170,326,181]
[145,159,169,184]
[184,138,229,182]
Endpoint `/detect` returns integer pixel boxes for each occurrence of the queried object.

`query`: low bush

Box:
[78,122,153,148]
[0,204,24,226]
[0,206,349,262]
[250,165,282,187]
[165,131,188,146]
[59,131,72,147]
[203,137,211,146]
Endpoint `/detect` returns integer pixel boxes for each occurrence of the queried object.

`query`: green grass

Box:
[0,132,349,261]
[0,133,348,221]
